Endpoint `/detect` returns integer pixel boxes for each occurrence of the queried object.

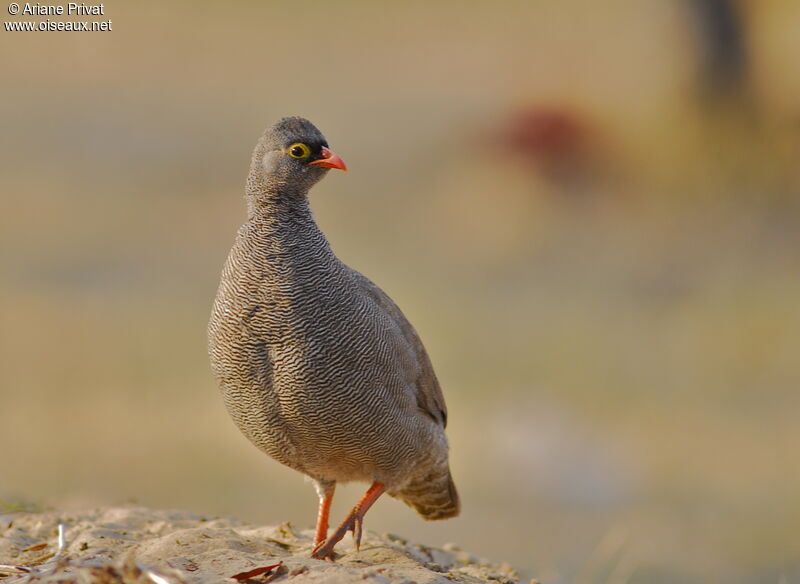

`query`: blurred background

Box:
[2,1,799,582]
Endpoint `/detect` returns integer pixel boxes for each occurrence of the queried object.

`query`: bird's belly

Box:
[211,277,430,484]
[266,335,422,482]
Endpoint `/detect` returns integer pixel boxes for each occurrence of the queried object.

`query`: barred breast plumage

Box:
[207,117,459,560]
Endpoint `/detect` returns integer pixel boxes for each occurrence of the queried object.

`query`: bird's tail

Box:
[397,467,460,521]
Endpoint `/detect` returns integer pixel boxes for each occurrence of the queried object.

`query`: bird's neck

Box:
[247,187,310,221]
[243,191,331,256]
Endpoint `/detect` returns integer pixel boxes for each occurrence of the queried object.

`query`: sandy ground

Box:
[0,506,519,584]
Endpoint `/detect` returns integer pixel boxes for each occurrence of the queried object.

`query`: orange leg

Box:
[311,481,386,560]
[314,487,335,546]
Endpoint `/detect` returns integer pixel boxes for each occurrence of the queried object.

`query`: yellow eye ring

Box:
[287,143,311,159]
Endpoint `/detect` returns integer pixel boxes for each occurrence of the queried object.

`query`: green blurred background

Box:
[2,2,799,582]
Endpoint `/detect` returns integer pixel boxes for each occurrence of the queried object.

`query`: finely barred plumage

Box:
[207,117,459,558]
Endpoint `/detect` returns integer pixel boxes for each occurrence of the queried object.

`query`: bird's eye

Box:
[288,143,311,159]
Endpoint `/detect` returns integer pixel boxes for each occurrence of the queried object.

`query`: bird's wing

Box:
[348,268,448,428]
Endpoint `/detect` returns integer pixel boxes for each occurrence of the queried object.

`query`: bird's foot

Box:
[310,541,334,561]
[310,533,339,561]
[310,514,357,561]
[309,481,385,562]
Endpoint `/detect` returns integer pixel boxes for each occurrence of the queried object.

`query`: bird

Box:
[207,117,459,560]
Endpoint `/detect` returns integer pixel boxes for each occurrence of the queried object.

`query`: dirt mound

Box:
[0,506,519,584]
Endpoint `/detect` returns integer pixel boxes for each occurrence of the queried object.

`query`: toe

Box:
[353,516,363,551]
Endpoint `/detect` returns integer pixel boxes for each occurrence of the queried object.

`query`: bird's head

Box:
[246,117,347,200]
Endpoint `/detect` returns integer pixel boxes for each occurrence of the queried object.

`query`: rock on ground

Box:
[0,506,519,584]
